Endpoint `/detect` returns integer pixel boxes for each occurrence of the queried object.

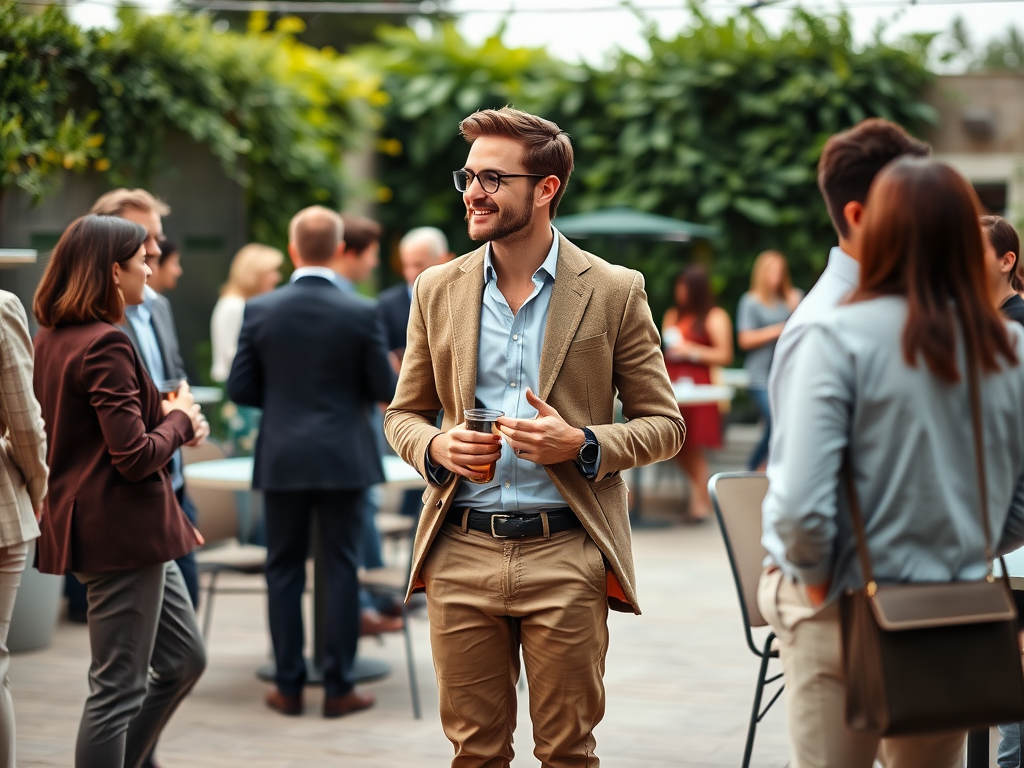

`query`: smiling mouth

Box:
[469,208,497,217]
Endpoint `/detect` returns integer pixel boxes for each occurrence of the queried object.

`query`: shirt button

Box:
[510,382,517,388]
[513,334,519,341]
[504,482,510,489]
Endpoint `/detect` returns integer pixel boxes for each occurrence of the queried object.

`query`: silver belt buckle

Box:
[490,514,512,538]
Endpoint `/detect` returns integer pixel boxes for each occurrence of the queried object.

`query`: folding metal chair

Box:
[709,471,784,768]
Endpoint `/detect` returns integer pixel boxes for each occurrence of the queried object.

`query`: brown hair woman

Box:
[33,214,208,768]
[760,158,1022,767]
[662,264,734,521]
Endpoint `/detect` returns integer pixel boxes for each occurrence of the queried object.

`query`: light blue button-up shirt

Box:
[452,229,567,514]
[126,287,182,490]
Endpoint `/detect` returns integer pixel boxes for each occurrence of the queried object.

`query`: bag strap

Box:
[844,323,996,593]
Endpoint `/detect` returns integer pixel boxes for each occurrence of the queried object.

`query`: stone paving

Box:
[12,490,798,768]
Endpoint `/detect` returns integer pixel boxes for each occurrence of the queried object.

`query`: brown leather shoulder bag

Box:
[840,342,1024,736]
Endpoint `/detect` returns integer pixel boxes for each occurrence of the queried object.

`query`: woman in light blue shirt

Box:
[761,157,1024,767]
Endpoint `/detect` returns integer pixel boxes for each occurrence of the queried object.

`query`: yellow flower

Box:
[94,158,111,172]
[377,186,394,203]
[275,16,306,34]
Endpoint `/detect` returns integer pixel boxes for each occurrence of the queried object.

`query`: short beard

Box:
[465,188,535,243]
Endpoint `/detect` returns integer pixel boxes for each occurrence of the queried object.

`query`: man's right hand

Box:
[429,423,502,481]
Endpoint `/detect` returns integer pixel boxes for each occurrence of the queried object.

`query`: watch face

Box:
[580,443,599,464]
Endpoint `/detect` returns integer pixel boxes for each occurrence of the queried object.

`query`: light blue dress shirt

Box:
[126,287,182,490]
[763,296,1024,604]
[451,229,568,514]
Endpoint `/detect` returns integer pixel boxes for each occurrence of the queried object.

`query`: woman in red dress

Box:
[662,266,734,522]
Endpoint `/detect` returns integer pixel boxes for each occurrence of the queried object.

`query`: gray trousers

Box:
[74,561,205,768]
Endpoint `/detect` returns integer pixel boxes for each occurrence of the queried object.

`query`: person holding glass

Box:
[736,250,802,471]
[760,159,1024,767]
[32,214,208,768]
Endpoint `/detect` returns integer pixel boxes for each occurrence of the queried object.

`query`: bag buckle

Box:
[490,514,512,538]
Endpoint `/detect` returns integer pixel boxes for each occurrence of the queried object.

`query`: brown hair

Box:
[341,213,383,255]
[223,243,284,299]
[90,188,170,218]
[34,215,147,328]
[459,107,574,218]
[749,250,793,304]
[289,206,343,265]
[818,118,930,239]
[981,215,1023,293]
[851,158,1016,381]
[673,265,715,336]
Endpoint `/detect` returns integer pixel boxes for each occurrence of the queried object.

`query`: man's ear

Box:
[536,176,561,211]
[287,242,301,269]
[843,200,864,233]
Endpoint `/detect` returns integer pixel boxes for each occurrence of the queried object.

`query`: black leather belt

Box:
[446,507,581,539]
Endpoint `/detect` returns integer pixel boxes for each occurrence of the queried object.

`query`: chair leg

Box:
[201,570,219,641]
[401,604,421,719]
[743,633,784,768]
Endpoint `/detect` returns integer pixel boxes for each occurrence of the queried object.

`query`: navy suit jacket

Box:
[227,276,397,491]
[376,282,412,353]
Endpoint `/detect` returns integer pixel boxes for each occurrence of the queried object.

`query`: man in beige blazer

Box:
[0,289,48,767]
[384,107,684,767]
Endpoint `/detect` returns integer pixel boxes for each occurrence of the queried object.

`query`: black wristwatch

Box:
[576,427,600,479]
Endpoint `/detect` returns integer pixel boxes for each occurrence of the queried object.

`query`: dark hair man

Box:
[228,206,396,718]
[384,107,685,766]
[759,119,931,768]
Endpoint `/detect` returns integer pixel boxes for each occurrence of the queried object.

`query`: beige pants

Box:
[0,541,28,768]
[756,567,966,768]
[421,522,610,768]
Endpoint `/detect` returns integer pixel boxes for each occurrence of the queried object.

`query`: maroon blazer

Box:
[33,321,196,575]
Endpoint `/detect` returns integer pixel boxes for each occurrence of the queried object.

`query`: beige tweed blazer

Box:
[0,291,47,548]
[384,234,685,614]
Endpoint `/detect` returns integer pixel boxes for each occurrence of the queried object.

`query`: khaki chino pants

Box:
[757,567,966,768]
[421,521,609,768]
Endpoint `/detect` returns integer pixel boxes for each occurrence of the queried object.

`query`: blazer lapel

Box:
[447,247,486,414]
[539,235,593,401]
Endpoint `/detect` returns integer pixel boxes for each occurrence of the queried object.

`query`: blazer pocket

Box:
[569,332,609,353]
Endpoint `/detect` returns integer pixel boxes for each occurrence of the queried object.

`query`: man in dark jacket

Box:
[228,206,397,718]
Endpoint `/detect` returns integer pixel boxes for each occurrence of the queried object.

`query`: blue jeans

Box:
[1000,722,1022,768]
[747,387,771,471]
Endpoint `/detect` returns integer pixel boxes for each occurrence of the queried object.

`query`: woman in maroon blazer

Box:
[33,214,207,768]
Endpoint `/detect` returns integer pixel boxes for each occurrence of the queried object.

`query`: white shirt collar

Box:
[290,266,353,293]
[826,246,859,288]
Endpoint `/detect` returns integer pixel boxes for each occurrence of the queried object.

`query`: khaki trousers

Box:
[757,567,966,768]
[421,521,610,768]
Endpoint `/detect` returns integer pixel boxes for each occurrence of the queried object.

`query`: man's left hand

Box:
[497,388,585,466]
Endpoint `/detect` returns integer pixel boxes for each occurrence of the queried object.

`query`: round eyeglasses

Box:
[453,169,547,195]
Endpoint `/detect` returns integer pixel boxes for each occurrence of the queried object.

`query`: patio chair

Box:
[708,471,784,768]
[185,443,267,640]
[359,521,421,719]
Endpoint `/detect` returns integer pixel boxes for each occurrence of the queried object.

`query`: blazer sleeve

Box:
[81,331,194,483]
[384,276,446,480]
[155,296,188,381]
[588,271,686,476]
[226,302,264,408]
[0,295,48,509]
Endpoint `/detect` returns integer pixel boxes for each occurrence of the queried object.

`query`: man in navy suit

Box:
[376,227,449,357]
[228,206,396,718]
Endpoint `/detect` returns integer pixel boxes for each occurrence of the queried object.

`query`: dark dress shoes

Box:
[360,609,404,636]
[265,689,303,716]
[323,689,375,718]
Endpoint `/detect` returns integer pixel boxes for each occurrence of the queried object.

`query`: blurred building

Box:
[925,73,1024,222]
[0,135,246,380]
